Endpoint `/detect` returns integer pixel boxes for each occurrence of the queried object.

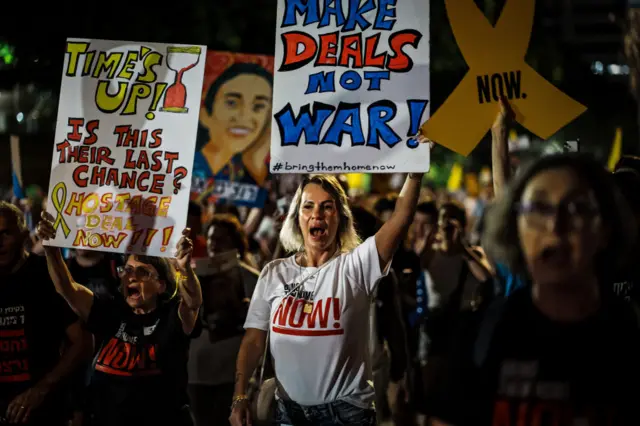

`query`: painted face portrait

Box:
[198,62,274,186]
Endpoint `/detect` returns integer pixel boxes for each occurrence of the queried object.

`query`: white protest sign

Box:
[45,38,206,257]
[270,0,431,174]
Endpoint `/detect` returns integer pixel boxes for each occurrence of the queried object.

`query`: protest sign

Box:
[45,38,206,257]
[421,0,587,156]
[193,51,274,208]
[270,0,431,174]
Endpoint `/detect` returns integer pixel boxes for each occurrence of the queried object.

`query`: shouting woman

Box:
[36,213,202,426]
[230,171,423,426]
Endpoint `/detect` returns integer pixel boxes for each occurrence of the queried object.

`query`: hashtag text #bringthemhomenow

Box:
[274,162,397,173]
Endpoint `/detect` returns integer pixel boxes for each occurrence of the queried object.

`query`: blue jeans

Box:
[275,399,376,425]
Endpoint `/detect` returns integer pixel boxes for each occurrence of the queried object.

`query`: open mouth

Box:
[228,127,253,137]
[127,285,141,299]
[310,227,327,239]
[539,245,570,265]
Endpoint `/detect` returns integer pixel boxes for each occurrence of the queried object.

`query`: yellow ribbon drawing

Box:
[51,182,71,238]
[421,0,587,156]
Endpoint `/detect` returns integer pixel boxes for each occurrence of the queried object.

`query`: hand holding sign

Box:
[421,0,586,156]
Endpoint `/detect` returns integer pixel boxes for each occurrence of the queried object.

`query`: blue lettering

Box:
[306,71,336,94]
[282,0,320,27]
[344,0,375,31]
[364,71,390,91]
[406,99,429,148]
[374,0,397,31]
[323,103,365,146]
[319,0,345,28]
[275,103,335,146]
[339,70,362,91]
[367,100,400,149]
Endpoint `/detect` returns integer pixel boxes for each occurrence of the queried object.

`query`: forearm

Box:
[394,174,422,225]
[244,208,264,236]
[178,265,203,310]
[491,125,510,199]
[234,335,266,396]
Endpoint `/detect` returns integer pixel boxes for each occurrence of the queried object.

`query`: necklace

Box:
[298,249,339,314]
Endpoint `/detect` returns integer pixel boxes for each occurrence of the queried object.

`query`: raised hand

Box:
[35,211,56,241]
[175,228,194,272]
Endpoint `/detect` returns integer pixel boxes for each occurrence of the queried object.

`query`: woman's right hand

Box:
[36,212,56,242]
[229,399,251,426]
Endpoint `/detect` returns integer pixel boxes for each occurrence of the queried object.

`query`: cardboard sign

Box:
[270,0,431,174]
[45,38,206,257]
[421,0,587,156]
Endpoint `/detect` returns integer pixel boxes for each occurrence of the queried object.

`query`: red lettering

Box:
[306,299,330,328]
[150,129,163,148]
[280,31,318,72]
[288,299,306,328]
[387,30,422,73]
[84,120,100,145]
[151,151,164,172]
[56,140,71,163]
[96,147,115,165]
[274,297,294,326]
[316,32,338,66]
[124,149,137,169]
[164,152,179,174]
[492,399,512,426]
[364,33,386,68]
[67,118,84,142]
[150,174,165,195]
[73,165,89,187]
[338,34,363,68]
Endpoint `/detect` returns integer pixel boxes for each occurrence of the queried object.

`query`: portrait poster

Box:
[45,38,206,257]
[193,51,274,208]
[270,0,431,174]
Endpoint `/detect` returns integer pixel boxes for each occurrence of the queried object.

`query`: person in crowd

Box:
[187,201,208,260]
[67,250,121,300]
[230,170,424,426]
[419,201,495,408]
[188,213,260,426]
[611,156,640,304]
[352,205,410,425]
[36,213,203,426]
[410,200,438,268]
[429,154,640,426]
[0,202,90,426]
[374,194,398,223]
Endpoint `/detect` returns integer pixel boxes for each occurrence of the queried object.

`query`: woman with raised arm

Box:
[36,213,202,426]
[229,170,423,426]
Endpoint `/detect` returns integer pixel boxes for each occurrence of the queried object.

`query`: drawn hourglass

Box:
[160,46,202,114]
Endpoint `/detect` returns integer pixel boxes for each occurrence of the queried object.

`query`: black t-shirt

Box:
[429,289,640,426]
[0,255,77,420]
[84,295,194,426]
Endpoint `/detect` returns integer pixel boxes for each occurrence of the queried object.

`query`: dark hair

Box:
[416,200,438,219]
[613,170,640,211]
[188,201,203,217]
[129,255,178,301]
[374,194,398,215]
[351,205,382,240]
[206,214,249,258]
[215,203,241,221]
[440,201,467,230]
[614,155,640,174]
[196,63,274,151]
[483,153,636,277]
[0,201,26,233]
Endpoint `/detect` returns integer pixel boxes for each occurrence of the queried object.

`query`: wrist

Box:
[408,173,423,181]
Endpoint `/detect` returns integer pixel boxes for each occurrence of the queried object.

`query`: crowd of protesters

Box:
[0,100,639,426]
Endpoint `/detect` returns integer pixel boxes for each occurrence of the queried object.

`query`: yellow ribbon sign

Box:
[421,0,587,156]
[51,182,71,238]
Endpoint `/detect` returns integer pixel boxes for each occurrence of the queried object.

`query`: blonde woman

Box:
[230,171,423,426]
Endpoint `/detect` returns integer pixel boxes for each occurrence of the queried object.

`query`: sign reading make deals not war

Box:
[45,38,206,257]
[270,0,431,174]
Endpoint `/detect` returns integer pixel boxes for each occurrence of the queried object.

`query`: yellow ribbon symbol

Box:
[421,0,587,156]
[51,182,71,238]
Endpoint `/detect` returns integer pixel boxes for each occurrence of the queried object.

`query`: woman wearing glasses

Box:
[36,214,202,426]
[427,154,640,426]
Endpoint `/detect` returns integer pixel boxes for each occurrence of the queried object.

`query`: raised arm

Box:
[36,213,94,321]
[491,97,514,199]
[375,173,423,271]
[175,228,203,335]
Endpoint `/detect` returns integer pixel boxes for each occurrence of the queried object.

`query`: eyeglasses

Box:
[516,197,600,232]
[116,265,159,281]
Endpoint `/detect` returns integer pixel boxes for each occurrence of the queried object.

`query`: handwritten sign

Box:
[270,0,431,174]
[421,0,587,156]
[193,52,274,207]
[45,38,206,257]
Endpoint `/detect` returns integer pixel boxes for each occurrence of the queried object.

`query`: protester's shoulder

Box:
[260,256,296,278]
[239,260,260,278]
[21,254,55,286]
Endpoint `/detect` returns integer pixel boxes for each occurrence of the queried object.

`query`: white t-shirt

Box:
[244,236,387,408]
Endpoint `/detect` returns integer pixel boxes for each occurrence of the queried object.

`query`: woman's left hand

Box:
[175,228,194,272]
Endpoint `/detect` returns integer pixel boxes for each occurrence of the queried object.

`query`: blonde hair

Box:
[279,175,361,254]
